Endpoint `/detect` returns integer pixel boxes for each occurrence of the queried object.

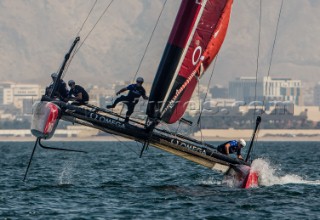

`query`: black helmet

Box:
[136,77,144,83]
[51,73,58,78]
[68,80,75,86]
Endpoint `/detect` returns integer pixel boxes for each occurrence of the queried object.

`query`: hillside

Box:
[0,0,319,88]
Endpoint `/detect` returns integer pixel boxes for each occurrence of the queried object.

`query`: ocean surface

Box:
[1,141,319,219]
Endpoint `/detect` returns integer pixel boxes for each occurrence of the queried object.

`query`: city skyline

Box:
[1,77,319,131]
[0,76,318,109]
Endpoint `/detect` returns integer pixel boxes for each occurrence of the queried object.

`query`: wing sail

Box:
[147,0,233,124]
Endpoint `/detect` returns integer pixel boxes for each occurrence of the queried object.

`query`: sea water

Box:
[0,141,319,219]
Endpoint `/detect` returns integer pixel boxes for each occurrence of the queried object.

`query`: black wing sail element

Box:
[147,0,233,124]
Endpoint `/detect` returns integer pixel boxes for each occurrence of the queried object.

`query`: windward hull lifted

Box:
[32,99,250,177]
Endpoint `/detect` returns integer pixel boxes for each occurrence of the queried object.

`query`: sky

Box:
[0,0,319,89]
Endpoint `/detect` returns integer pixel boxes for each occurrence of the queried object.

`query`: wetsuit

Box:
[45,80,69,101]
[217,140,241,156]
[69,85,89,105]
[109,84,146,121]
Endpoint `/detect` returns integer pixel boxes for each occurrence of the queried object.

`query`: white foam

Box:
[221,176,241,188]
[199,177,222,186]
[251,158,320,186]
[200,175,244,188]
[58,161,75,185]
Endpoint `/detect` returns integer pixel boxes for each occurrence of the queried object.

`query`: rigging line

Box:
[196,77,204,143]
[109,133,141,158]
[62,45,79,79]
[159,121,174,134]
[253,0,262,119]
[120,0,168,116]
[195,56,219,144]
[197,56,219,126]
[75,0,98,37]
[64,0,115,76]
[75,0,115,54]
[131,0,169,83]
[109,133,152,161]
[250,1,263,149]
[262,0,284,112]
[60,0,99,78]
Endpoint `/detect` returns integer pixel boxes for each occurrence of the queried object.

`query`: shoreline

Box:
[1,135,319,142]
[0,128,319,142]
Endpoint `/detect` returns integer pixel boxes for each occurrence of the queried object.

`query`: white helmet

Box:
[238,139,246,148]
[136,77,144,83]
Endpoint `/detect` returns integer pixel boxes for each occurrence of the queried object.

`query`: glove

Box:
[116,92,120,96]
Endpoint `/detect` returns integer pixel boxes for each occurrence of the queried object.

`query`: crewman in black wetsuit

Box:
[217,139,246,160]
[45,73,69,101]
[68,80,89,105]
[106,77,148,123]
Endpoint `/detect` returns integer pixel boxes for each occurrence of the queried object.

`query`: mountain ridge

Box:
[0,0,319,88]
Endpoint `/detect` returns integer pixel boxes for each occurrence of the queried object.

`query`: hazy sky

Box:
[0,0,319,88]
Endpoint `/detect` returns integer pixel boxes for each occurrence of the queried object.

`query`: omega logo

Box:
[192,46,202,65]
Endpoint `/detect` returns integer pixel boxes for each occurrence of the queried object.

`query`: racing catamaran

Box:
[25,0,261,188]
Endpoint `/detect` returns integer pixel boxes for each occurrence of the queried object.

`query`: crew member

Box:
[217,139,246,160]
[106,77,148,123]
[68,80,89,105]
[45,73,69,101]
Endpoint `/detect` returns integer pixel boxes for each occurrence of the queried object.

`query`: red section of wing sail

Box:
[179,0,230,78]
[146,1,202,119]
[164,0,233,124]
[168,1,201,48]
[201,0,233,71]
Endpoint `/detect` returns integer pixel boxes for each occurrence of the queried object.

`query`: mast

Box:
[245,116,262,162]
[49,37,80,99]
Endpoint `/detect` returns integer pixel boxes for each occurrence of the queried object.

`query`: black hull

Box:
[41,98,249,174]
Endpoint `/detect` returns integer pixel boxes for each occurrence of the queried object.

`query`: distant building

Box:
[314,82,320,106]
[263,77,303,106]
[88,85,114,107]
[229,77,263,104]
[0,82,13,105]
[228,77,303,106]
[210,85,228,99]
[0,82,43,112]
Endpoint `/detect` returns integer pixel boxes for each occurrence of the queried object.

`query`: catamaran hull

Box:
[224,165,259,188]
[32,99,255,188]
[31,101,61,139]
[243,169,259,188]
